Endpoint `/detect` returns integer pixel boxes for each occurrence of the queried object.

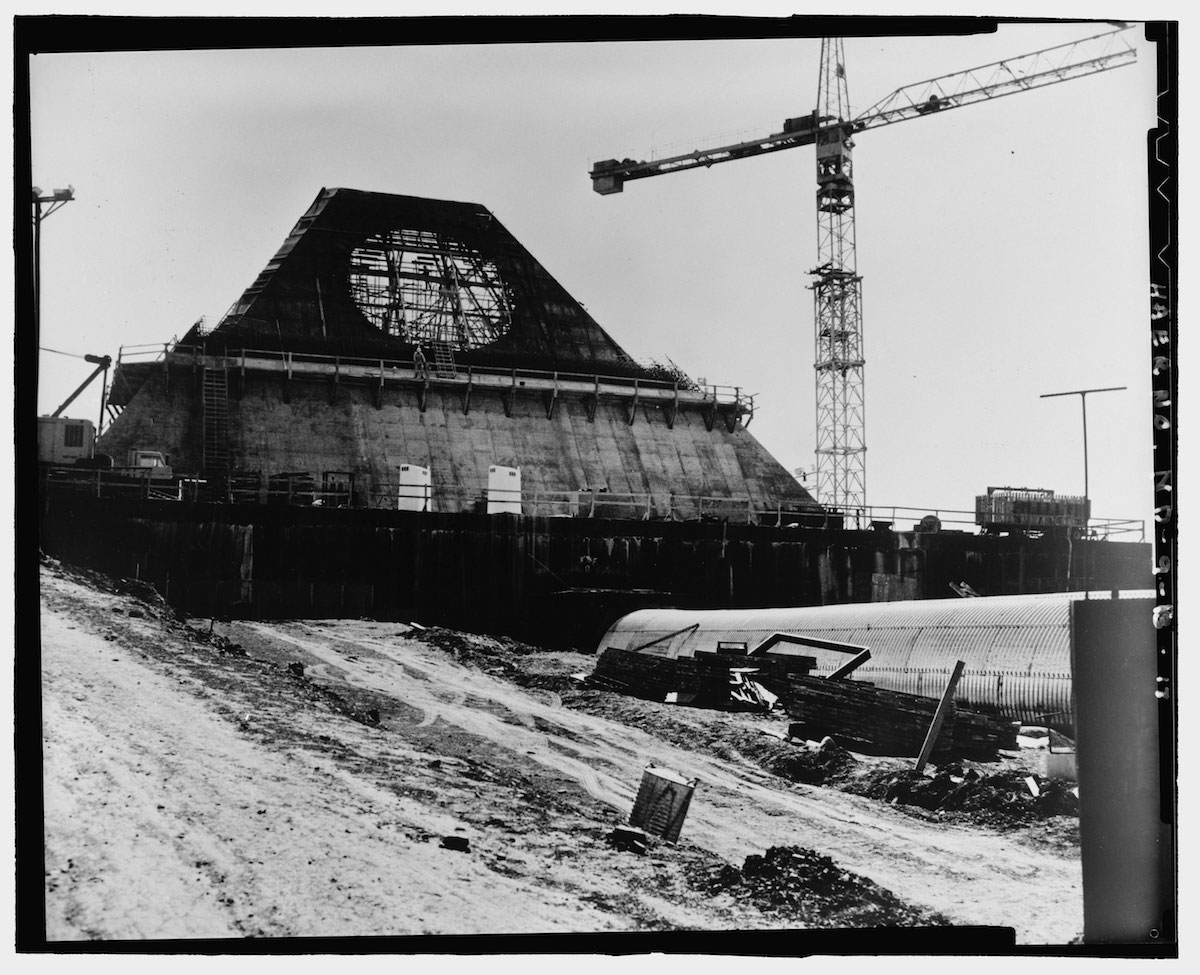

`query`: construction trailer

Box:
[37,416,96,466]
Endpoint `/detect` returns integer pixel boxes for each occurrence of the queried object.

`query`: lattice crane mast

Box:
[590,26,1137,512]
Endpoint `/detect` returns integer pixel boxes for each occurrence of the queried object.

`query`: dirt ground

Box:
[39,558,1083,945]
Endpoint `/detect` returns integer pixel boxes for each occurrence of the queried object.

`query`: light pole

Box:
[1041,385,1126,594]
[32,185,75,394]
[1040,385,1127,506]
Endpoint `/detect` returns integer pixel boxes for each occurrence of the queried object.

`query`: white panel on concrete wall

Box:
[397,463,432,512]
[487,465,522,515]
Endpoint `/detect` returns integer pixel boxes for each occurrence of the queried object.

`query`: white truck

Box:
[124,448,174,479]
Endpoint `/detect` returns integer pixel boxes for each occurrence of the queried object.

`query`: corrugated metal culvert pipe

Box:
[597,591,1152,726]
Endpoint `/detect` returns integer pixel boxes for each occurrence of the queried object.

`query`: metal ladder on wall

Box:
[202,367,231,473]
[432,340,458,379]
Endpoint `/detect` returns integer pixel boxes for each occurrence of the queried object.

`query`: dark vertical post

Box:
[31,186,75,395]
[1072,597,1173,945]
[32,199,41,393]
[98,361,109,433]
[1080,391,1090,505]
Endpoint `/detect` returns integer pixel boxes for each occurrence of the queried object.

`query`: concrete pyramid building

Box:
[101,188,821,518]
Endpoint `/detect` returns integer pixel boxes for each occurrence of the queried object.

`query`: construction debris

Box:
[698,846,951,927]
[590,647,814,711]
[590,648,1015,760]
[606,826,649,855]
[351,708,381,727]
[844,766,1079,826]
[777,675,1017,760]
[111,576,167,605]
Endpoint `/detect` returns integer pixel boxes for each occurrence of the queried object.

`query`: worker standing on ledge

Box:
[413,344,427,380]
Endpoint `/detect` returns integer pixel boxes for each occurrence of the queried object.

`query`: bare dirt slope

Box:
[39,561,1082,944]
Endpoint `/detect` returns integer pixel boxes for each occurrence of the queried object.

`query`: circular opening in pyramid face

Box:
[349,227,514,350]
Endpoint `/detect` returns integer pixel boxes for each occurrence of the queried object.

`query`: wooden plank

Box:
[914,660,967,773]
[828,647,872,680]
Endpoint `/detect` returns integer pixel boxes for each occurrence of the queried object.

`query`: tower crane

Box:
[590,26,1138,513]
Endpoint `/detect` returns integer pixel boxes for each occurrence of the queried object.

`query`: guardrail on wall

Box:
[39,467,1144,539]
[841,504,1144,541]
[115,343,754,411]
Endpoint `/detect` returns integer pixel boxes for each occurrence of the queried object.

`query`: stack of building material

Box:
[672,655,739,701]
[728,670,781,711]
[781,675,1016,760]
[676,651,816,689]
[951,708,1020,757]
[591,647,818,707]
[783,676,953,758]
[589,648,679,699]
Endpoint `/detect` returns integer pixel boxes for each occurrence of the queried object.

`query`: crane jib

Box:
[589,124,851,194]
[590,27,1137,195]
[589,26,1139,513]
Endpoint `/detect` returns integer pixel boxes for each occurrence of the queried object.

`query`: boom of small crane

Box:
[589,25,1137,512]
[51,353,112,427]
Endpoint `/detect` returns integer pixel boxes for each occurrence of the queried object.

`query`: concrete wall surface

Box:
[99,370,814,516]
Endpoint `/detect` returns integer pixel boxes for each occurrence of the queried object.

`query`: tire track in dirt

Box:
[416,688,468,729]
[247,623,638,810]
[45,572,1085,942]
[254,619,1084,943]
[42,579,640,939]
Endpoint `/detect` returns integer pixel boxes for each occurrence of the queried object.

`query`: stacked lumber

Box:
[782,676,953,758]
[673,655,738,699]
[780,675,1016,760]
[740,652,817,683]
[590,648,1016,758]
[589,648,679,700]
[952,708,1020,757]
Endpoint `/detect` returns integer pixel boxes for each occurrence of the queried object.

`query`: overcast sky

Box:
[27,17,1161,527]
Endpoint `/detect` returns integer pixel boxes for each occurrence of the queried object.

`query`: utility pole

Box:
[32,185,76,395]
[1041,385,1126,596]
[1040,385,1127,509]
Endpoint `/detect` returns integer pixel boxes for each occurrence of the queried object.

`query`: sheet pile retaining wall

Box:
[38,493,1151,651]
